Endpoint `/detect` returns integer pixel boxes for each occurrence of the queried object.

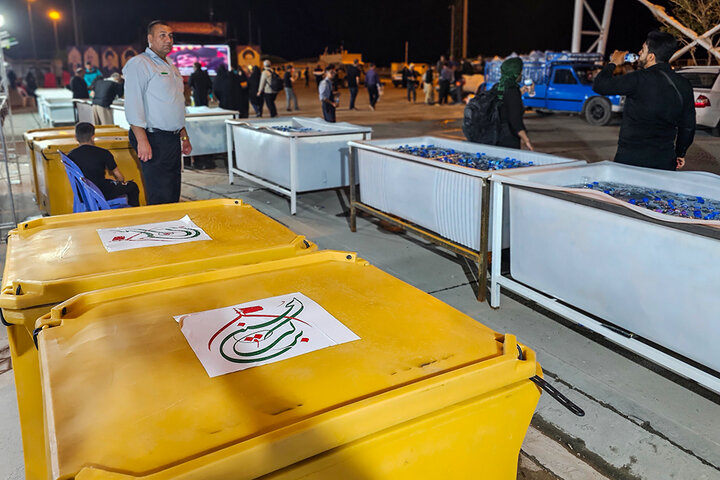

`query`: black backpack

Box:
[462,85,502,145]
[270,71,284,92]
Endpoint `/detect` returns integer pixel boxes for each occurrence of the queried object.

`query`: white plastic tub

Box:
[36,88,74,126]
[184,106,239,157]
[349,136,584,251]
[111,104,238,157]
[111,103,129,129]
[490,161,720,392]
[227,117,372,214]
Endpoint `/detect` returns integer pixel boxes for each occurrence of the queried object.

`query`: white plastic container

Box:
[36,88,74,126]
[490,161,720,392]
[111,103,129,129]
[227,117,372,214]
[111,104,238,157]
[184,106,239,157]
[349,136,584,250]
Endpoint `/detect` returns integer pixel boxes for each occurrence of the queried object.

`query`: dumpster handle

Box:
[0,309,10,327]
[517,345,585,417]
[32,327,42,349]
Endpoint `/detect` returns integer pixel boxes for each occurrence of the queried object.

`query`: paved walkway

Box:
[1,85,718,479]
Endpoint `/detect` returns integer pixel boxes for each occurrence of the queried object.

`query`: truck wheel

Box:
[584,97,612,126]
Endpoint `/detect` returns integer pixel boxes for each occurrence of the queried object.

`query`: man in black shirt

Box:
[68,122,140,206]
[593,31,696,171]
[92,73,124,125]
[346,59,361,110]
[68,68,89,99]
[189,62,212,107]
[283,65,299,111]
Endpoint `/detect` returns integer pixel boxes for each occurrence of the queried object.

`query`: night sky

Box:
[3,0,671,65]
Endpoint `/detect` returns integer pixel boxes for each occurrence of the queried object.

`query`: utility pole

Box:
[26,0,38,65]
[71,0,79,45]
[449,4,455,55]
[48,10,62,52]
[248,10,252,44]
[405,41,408,64]
[462,0,468,58]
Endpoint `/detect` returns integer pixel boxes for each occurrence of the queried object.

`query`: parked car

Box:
[676,66,720,136]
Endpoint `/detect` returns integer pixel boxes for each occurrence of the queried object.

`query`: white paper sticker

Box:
[174,293,360,377]
[96,215,212,252]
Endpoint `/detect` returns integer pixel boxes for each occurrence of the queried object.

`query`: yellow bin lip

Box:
[1,199,316,314]
[34,135,131,154]
[36,250,538,480]
[23,126,128,149]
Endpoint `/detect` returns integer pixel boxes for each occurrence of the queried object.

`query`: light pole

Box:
[26,0,38,62]
[70,0,79,46]
[48,9,61,52]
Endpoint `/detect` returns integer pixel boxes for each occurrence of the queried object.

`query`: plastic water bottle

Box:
[624,53,638,63]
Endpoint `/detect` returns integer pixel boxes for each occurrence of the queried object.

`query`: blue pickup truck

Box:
[485,52,624,126]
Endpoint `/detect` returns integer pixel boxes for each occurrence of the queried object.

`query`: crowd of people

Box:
[5,19,694,216]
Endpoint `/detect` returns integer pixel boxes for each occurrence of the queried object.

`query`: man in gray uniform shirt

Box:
[123,20,192,204]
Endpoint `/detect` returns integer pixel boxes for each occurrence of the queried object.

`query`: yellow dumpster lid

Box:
[1,200,315,312]
[35,135,130,155]
[36,251,537,480]
[24,126,127,148]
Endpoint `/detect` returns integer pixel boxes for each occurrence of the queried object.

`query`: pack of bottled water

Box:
[569,181,720,220]
[394,144,533,171]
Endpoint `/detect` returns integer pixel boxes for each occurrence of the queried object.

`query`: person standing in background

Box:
[423,65,434,105]
[92,72,124,124]
[25,70,38,98]
[346,59,361,110]
[84,61,103,90]
[438,63,452,104]
[284,65,299,111]
[248,65,263,117]
[407,63,419,102]
[593,31,695,170]
[68,67,90,99]
[365,62,381,111]
[304,66,310,87]
[313,64,324,87]
[319,66,338,122]
[189,62,212,107]
[234,65,250,118]
[123,20,191,205]
[495,57,533,150]
[257,60,279,117]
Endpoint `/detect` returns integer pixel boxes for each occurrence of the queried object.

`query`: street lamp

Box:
[27,0,39,62]
[48,9,61,52]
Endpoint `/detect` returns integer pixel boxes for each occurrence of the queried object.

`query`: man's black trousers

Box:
[322,102,336,122]
[129,129,181,205]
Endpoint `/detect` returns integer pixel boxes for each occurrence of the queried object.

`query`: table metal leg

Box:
[349,145,357,232]
[478,178,491,302]
[226,123,234,185]
[490,180,504,308]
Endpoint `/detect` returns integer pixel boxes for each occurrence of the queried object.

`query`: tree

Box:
[663,0,720,65]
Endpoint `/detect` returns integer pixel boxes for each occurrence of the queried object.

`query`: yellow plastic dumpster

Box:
[23,126,128,203]
[34,250,542,480]
[0,199,317,480]
[31,135,146,215]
